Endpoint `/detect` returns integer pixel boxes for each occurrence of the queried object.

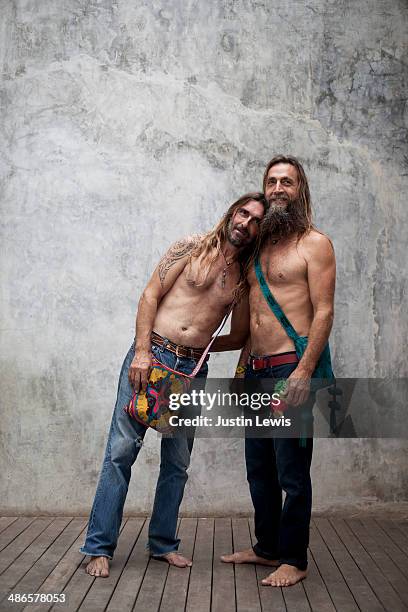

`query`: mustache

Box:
[226,218,251,248]
[234,223,249,236]
[268,193,290,202]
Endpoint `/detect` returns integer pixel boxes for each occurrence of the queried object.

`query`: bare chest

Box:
[258,243,307,286]
[180,259,239,308]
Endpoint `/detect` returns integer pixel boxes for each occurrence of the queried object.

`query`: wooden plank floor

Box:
[0,516,407,611]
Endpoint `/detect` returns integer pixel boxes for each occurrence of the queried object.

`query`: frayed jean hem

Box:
[79,547,113,560]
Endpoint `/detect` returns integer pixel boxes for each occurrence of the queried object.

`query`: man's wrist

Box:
[135,342,151,354]
[294,364,314,378]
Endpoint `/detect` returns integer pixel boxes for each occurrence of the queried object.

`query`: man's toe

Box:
[163,552,192,568]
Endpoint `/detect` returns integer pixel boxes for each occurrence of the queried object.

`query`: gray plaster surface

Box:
[0,0,407,514]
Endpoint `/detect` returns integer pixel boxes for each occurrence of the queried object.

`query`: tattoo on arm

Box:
[158,237,199,287]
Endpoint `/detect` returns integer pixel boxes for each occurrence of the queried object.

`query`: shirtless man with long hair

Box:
[214,156,336,587]
[81,193,267,577]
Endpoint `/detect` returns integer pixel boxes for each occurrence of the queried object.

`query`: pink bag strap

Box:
[190,303,235,377]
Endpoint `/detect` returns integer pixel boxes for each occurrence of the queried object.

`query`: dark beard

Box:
[226,218,250,247]
[260,198,308,244]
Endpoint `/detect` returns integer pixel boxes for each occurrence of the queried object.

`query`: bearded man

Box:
[80,193,267,577]
[213,156,336,587]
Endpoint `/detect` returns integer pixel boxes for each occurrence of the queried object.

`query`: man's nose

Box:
[273,180,284,192]
[240,218,250,229]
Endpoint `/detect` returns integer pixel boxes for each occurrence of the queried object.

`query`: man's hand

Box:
[282,370,311,407]
[128,351,152,393]
[234,365,246,379]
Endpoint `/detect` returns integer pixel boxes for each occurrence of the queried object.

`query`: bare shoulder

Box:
[157,234,203,286]
[185,233,204,245]
[299,229,335,261]
[161,234,203,260]
[168,233,203,253]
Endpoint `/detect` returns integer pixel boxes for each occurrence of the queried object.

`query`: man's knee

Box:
[110,434,143,467]
[160,439,191,475]
[161,453,190,475]
[277,470,311,499]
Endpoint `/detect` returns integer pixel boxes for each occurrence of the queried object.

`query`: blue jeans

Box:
[80,340,208,559]
[245,356,314,571]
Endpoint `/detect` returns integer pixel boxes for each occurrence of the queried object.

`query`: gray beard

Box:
[260,198,306,242]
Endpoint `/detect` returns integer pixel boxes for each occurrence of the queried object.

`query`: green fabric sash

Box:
[254,256,334,384]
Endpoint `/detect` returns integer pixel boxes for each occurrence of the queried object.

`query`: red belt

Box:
[250,352,299,371]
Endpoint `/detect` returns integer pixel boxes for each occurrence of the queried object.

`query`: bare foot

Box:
[153,552,192,568]
[85,556,110,577]
[262,564,307,587]
[220,548,279,567]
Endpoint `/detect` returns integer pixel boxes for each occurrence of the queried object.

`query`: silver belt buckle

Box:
[175,345,184,358]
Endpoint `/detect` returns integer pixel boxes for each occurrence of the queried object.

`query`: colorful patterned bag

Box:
[124,360,194,433]
[124,310,232,433]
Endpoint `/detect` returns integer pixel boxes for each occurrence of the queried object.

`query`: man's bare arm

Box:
[129,236,200,392]
[211,291,250,352]
[234,336,251,377]
[286,233,335,405]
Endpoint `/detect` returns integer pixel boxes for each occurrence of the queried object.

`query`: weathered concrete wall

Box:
[1,0,407,515]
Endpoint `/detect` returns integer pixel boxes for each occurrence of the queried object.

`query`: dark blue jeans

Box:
[245,357,314,571]
[80,340,208,559]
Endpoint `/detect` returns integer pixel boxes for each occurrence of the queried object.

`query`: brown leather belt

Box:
[250,351,299,371]
[151,331,206,360]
